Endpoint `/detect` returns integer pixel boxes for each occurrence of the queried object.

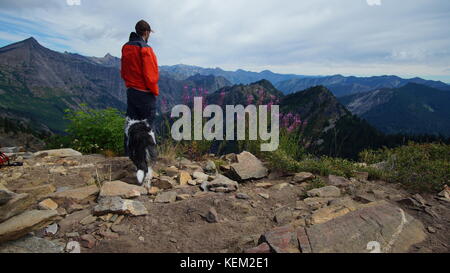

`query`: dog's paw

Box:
[136,170,145,185]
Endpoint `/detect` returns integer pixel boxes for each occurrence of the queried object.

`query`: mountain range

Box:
[0,38,231,133]
[339,83,450,136]
[0,37,449,154]
[274,74,450,97]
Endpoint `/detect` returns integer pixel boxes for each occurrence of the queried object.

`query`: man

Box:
[121,20,159,186]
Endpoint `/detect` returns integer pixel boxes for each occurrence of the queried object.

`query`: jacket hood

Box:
[129,32,143,42]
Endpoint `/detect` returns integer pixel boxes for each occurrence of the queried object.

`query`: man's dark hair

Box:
[135,20,152,36]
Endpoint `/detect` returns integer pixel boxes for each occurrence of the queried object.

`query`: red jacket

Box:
[121,32,159,96]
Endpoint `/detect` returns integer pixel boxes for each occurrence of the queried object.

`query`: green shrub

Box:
[264,148,361,178]
[47,105,125,155]
[359,142,450,192]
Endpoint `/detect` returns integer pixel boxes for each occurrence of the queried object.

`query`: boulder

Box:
[99,181,147,198]
[304,201,427,253]
[93,196,148,216]
[204,160,217,173]
[0,210,58,243]
[49,185,99,204]
[292,172,315,183]
[307,186,341,198]
[153,176,176,190]
[38,198,58,210]
[228,151,268,181]
[328,175,351,187]
[178,171,191,186]
[202,174,238,193]
[34,148,82,158]
[192,171,209,181]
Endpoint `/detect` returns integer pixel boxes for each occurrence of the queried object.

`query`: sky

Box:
[0,0,449,83]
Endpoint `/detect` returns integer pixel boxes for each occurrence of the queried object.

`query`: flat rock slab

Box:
[229,151,268,181]
[99,181,147,198]
[0,189,16,206]
[34,148,82,157]
[93,196,148,216]
[0,235,65,253]
[15,184,56,200]
[0,193,35,223]
[49,185,99,204]
[154,191,177,203]
[307,186,341,198]
[310,205,352,225]
[0,210,59,243]
[304,201,426,253]
[328,175,351,187]
[57,209,91,234]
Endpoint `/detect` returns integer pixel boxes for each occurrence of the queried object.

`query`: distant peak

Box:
[104,53,113,58]
[251,79,276,90]
[260,69,273,74]
[22,37,39,45]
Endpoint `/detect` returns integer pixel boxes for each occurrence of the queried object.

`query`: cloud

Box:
[366,0,382,6]
[0,0,449,81]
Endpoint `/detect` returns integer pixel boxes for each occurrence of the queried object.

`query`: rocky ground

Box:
[0,148,449,253]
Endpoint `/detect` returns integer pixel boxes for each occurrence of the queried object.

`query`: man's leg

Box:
[124,88,138,157]
[135,92,157,188]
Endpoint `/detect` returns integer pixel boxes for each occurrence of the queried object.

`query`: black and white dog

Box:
[125,117,158,188]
